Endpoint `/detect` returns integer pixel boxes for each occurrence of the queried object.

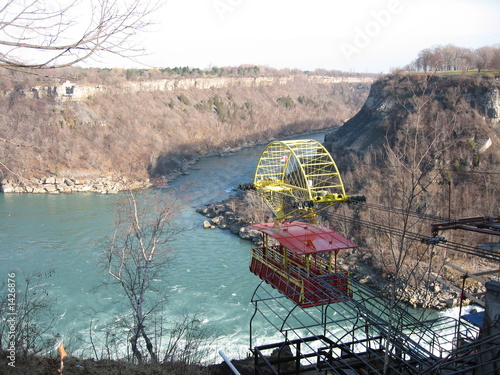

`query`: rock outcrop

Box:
[196,199,252,236]
[0,175,151,194]
[324,74,500,164]
[25,75,374,102]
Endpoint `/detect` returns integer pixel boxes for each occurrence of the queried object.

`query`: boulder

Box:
[43,184,58,193]
[239,227,262,243]
[211,216,223,225]
[1,182,14,193]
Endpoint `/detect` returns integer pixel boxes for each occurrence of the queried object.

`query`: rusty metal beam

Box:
[432,216,500,237]
[444,262,489,285]
[473,268,500,277]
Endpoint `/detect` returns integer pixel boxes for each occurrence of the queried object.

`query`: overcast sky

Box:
[93,0,500,73]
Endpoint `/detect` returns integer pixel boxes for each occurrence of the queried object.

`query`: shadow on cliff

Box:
[148,119,341,181]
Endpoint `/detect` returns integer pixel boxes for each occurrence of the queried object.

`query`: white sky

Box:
[92,0,500,73]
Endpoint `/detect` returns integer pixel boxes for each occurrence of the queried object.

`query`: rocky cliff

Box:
[320,73,499,310]
[24,75,373,102]
[325,74,500,168]
[0,73,372,193]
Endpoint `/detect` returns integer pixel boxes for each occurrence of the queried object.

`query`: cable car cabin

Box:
[247,221,358,308]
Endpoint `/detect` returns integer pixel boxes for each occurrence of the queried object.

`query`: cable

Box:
[348,201,447,223]
[323,210,500,263]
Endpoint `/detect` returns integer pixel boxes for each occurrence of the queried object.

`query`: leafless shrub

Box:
[0,270,57,358]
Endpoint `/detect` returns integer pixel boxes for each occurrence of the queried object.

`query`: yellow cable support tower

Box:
[253,139,363,223]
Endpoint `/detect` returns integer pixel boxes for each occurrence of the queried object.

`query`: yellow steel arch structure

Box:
[253,139,358,222]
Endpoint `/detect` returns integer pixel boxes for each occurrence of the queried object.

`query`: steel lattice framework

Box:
[253,139,357,222]
[249,274,500,375]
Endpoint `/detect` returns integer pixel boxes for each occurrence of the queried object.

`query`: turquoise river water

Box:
[0,134,332,362]
[0,132,469,363]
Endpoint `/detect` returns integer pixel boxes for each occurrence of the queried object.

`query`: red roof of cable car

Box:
[246,221,358,255]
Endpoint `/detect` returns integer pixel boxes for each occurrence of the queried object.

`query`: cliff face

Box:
[0,73,371,190]
[320,74,500,309]
[325,74,500,169]
[25,75,373,101]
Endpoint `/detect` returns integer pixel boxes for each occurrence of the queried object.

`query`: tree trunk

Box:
[141,326,158,362]
[130,326,143,363]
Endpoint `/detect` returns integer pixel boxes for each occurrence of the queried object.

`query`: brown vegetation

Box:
[330,73,500,214]
[0,350,237,375]
[325,73,500,308]
[0,68,371,182]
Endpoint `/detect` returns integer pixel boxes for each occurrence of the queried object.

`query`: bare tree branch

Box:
[104,189,186,363]
[0,0,163,73]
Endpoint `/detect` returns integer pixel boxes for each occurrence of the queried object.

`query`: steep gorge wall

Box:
[325,74,500,164]
[0,74,372,193]
[323,73,500,236]
[29,75,373,101]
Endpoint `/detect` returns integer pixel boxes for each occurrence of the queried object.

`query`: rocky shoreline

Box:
[0,175,153,194]
[197,196,476,311]
[0,156,200,194]
[0,128,336,195]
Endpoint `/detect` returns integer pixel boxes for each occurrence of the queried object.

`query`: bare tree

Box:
[104,189,185,363]
[475,45,496,72]
[411,44,500,73]
[441,44,458,71]
[161,308,216,367]
[241,190,272,224]
[332,75,459,373]
[0,269,57,358]
[0,0,162,73]
[415,48,433,72]
[455,47,476,73]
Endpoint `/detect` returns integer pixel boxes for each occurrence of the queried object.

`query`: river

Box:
[0,132,330,363]
[1,131,477,364]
